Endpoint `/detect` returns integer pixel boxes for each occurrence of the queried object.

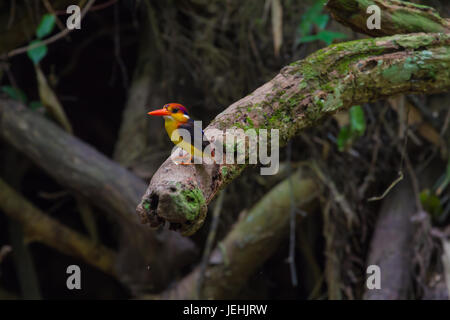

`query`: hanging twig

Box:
[367,171,404,202]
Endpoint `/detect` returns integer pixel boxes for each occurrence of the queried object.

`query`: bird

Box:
[147,103,214,164]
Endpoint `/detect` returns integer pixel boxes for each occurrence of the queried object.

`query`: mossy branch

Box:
[137,32,450,236]
[326,0,450,37]
[0,178,117,276]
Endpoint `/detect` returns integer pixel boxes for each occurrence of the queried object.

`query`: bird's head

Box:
[147,103,190,124]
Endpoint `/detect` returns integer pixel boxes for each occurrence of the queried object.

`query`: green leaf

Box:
[36,14,56,39]
[1,86,27,103]
[27,40,48,65]
[420,189,443,218]
[314,14,329,29]
[316,30,347,45]
[349,105,366,136]
[29,101,44,111]
[337,125,351,152]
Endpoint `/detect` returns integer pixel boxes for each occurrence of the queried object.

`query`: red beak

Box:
[148,108,170,116]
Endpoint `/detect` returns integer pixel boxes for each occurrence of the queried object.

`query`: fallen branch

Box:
[154,168,319,299]
[137,32,450,235]
[0,100,197,292]
[363,179,415,299]
[0,178,116,276]
[326,0,450,37]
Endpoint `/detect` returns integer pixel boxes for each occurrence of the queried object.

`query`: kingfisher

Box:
[147,103,214,164]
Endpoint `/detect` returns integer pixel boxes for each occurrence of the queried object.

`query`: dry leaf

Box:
[333,110,349,127]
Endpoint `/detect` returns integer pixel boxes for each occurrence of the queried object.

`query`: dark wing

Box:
[178,120,212,151]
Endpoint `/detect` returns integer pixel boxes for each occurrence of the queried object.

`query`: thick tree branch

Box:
[0,100,196,292]
[0,178,117,276]
[326,0,450,37]
[0,100,144,225]
[152,168,319,299]
[137,32,450,236]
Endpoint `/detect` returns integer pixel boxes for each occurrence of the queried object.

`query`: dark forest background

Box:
[0,0,449,299]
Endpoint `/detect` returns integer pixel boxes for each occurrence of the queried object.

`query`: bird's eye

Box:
[172,108,179,113]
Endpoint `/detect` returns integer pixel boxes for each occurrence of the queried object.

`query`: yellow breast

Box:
[164,118,206,159]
